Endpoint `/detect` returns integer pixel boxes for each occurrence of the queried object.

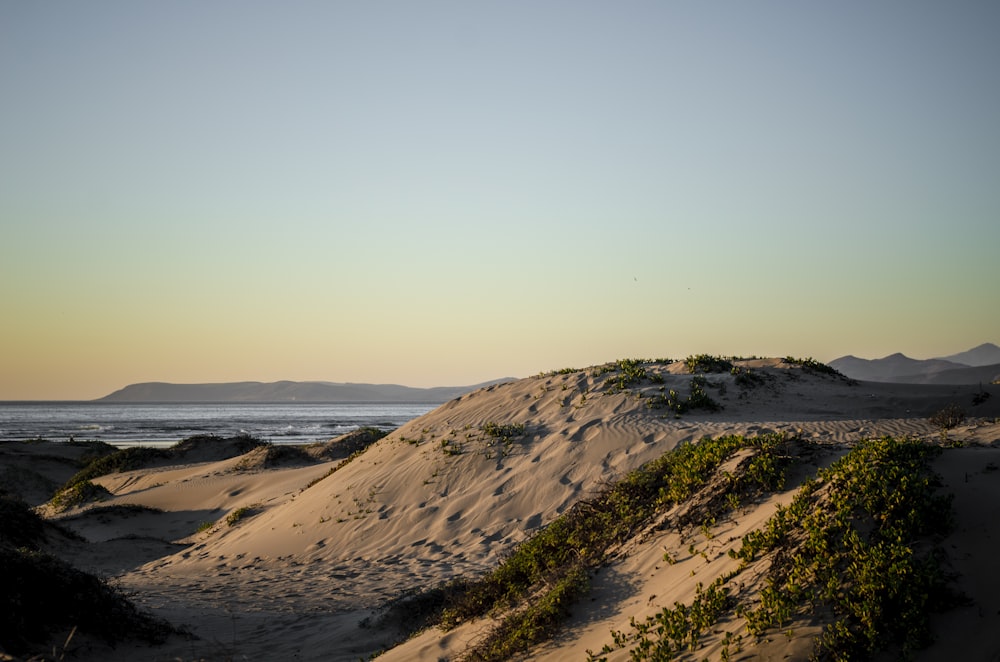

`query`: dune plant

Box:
[63,446,171,488]
[596,358,672,393]
[646,376,722,414]
[602,436,952,661]
[732,365,765,389]
[783,356,848,379]
[541,367,580,376]
[435,434,791,660]
[0,493,174,656]
[225,505,257,527]
[50,480,111,512]
[929,403,966,431]
[684,355,734,374]
[0,546,175,655]
[480,421,526,458]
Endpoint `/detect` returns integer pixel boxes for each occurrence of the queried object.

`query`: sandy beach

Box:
[3,357,999,661]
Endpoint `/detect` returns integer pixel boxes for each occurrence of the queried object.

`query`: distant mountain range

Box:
[829,343,1000,384]
[96,379,514,404]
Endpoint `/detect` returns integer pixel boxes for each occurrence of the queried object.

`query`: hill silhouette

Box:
[96,379,512,403]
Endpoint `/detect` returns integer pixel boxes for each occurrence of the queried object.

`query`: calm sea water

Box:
[0,402,438,447]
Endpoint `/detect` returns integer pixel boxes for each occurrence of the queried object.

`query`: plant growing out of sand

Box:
[50,480,111,512]
[737,436,952,659]
[603,436,953,661]
[731,365,765,389]
[542,367,580,376]
[783,356,848,379]
[929,403,966,431]
[646,376,722,414]
[684,354,735,374]
[435,434,790,660]
[0,494,175,656]
[601,358,649,392]
[62,435,268,491]
[225,505,258,527]
[440,438,463,456]
[480,422,526,458]
[63,447,172,488]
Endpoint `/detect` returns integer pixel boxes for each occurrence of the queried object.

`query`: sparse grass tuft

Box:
[225,505,258,527]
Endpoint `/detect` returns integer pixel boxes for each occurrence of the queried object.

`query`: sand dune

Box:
[5,357,1000,660]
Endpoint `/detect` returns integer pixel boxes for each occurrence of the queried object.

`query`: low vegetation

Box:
[598,358,664,392]
[599,436,953,661]
[0,491,175,656]
[234,442,314,471]
[731,365,767,389]
[783,356,850,379]
[646,375,722,414]
[684,354,735,374]
[419,434,792,661]
[377,432,954,661]
[62,434,267,491]
[49,479,112,512]
[62,446,170,487]
[226,505,258,527]
[930,403,966,431]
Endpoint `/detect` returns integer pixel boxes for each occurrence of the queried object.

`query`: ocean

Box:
[0,402,438,447]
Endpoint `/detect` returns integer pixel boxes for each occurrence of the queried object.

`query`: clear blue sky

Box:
[2,1,998,399]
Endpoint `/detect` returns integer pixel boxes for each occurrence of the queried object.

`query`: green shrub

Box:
[466,564,590,662]
[63,447,172,488]
[684,355,734,374]
[783,356,846,378]
[50,480,111,512]
[542,367,580,376]
[602,436,952,661]
[596,358,674,392]
[438,433,790,651]
[647,376,722,414]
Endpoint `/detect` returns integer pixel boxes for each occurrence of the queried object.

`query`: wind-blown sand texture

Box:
[5,358,1000,661]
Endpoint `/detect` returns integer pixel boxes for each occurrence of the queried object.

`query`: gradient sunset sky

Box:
[2,2,998,400]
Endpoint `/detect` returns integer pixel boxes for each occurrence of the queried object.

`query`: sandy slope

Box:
[10,358,1000,660]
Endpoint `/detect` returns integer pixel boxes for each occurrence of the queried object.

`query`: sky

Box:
[2,1,998,400]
